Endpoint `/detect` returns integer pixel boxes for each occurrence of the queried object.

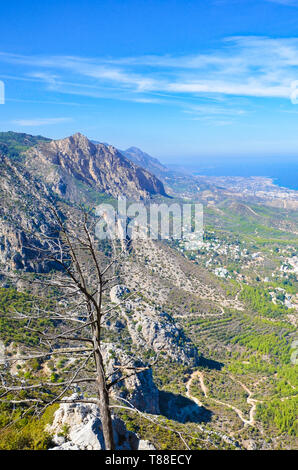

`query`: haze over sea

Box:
[172,159,298,192]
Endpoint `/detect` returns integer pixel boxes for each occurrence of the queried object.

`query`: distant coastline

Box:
[184,160,298,192]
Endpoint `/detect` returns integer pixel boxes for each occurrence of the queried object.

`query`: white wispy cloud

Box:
[2,36,298,115]
[12,117,73,126]
[183,104,246,116]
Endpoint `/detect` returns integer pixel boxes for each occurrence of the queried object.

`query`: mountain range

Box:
[0,130,297,451]
[0,131,168,271]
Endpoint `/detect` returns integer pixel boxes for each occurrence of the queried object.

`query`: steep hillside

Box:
[122,146,168,178]
[0,131,167,269]
[26,133,167,201]
[0,152,59,272]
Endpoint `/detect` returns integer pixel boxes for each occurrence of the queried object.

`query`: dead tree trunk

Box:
[93,334,114,449]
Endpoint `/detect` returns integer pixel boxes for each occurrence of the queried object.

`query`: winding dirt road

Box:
[186,371,261,426]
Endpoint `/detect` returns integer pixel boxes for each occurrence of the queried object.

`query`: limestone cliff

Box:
[26,133,167,201]
[110,285,199,366]
[101,341,160,415]
[48,396,155,450]
[0,153,58,272]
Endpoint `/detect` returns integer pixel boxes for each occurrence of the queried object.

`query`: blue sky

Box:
[1,0,298,163]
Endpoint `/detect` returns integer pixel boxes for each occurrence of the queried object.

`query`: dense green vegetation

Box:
[0,403,57,450]
[230,332,292,363]
[0,287,53,346]
[256,398,297,436]
[239,284,294,319]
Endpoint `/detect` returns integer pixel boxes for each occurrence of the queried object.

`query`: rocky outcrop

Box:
[101,342,160,415]
[110,285,130,304]
[48,397,137,450]
[48,397,155,450]
[26,133,166,201]
[110,285,199,366]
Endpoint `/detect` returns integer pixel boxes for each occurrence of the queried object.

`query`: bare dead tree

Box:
[0,206,157,450]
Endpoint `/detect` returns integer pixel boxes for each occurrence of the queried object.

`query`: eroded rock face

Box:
[48,396,156,450]
[101,342,160,415]
[48,396,139,450]
[127,308,199,365]
[0,132,166,271]
[0,154,60,272]
[110,285,199,366]
[27,133,166,201]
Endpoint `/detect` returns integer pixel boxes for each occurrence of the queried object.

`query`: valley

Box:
[0,132,297,450]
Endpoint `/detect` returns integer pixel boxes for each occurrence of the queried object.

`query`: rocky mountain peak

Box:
[44,132,97,160]
[68,132,94,148]
[25,133,167,200]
